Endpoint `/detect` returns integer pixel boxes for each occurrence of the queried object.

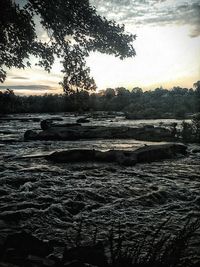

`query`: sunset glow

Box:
[1,0,200,94]
[87,24,200,90]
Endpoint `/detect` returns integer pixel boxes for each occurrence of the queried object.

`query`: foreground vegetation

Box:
[1,218,199,267]
[0,83,199,118]
[180,114,200,143]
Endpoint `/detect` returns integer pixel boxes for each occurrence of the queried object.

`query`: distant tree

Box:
[76,90,90,111]
[0,85,198,115]
[116,87,130,97]
[194,81,200,112]
[194,81,200,91]
[104,88,115,99]
[0,89,16,113]
[153,87,167,97]
[0,0,136,93]
[131,87,143,95]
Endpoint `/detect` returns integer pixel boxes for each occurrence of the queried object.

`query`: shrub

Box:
[62,218,200,267]
[180,113,200,143]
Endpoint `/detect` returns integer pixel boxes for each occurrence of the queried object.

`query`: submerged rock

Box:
[46,143,187,166]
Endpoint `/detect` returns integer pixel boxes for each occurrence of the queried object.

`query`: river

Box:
[0,113,200,260]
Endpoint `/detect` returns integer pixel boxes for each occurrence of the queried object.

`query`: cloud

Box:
[11,76,29,80]
[15,0,200,37]
[0,85,54,91]
[91,0,200,37]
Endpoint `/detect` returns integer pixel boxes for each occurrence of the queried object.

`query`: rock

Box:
[192,148,200,153]
[38,126,83,140]
[62,243,108,267]
[46,143,187,165]
[3,231,53,259]
[24,125,174,142]
[95,150,137,166]
[40,119,81,130]
[47,149,136,165]
[41,119,53,130]
[48,149,95,163]
[24,130,38,140]
[76,118,90,123]
[134,143,187,163]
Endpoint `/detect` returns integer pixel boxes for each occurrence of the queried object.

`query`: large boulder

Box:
[46,144,187,165]
[47,149,137,165]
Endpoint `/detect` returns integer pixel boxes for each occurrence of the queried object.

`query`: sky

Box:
[1,0,200,95]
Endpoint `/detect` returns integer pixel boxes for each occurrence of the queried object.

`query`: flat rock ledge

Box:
[46,143,187,166]
[24,125,175,142]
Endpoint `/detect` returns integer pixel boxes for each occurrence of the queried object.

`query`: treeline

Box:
[0,83,200,118]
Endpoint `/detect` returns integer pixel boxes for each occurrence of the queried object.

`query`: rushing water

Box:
[0,113,200,259]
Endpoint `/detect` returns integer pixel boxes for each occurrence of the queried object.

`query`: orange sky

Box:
[1,0,200,95]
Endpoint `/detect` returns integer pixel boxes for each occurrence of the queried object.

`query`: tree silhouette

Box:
[0,84,198,115]
[0,0,136,93]
[194,81,200,112]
